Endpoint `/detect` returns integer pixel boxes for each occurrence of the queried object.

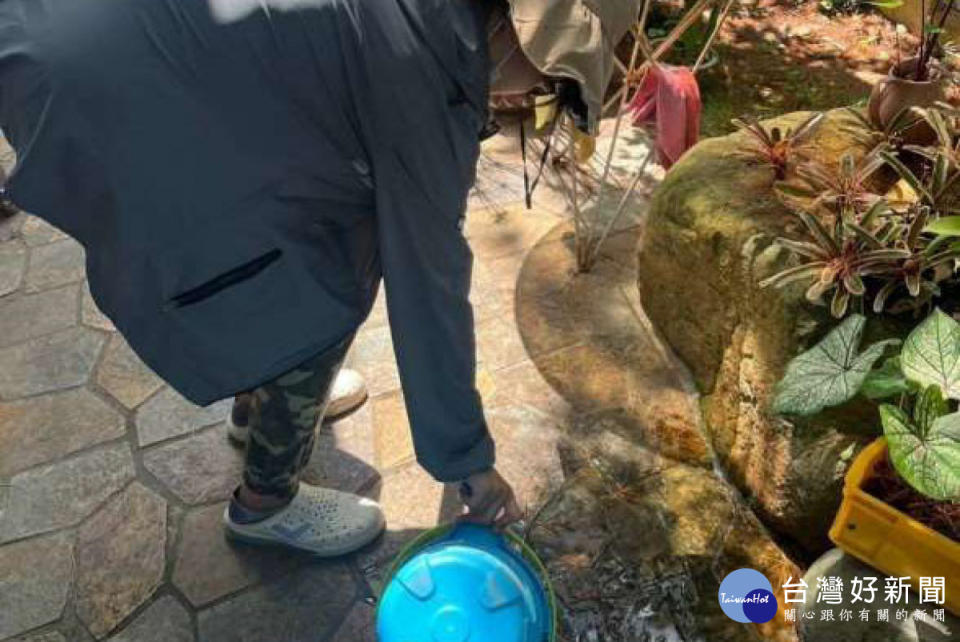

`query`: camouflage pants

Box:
[237,333,355,500]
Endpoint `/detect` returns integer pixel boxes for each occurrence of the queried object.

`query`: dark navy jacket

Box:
[0,0,495,481]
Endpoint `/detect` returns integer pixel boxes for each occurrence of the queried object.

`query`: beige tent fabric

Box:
[508,0,642,133]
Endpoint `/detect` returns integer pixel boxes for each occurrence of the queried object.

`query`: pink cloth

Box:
[626,65,702,169]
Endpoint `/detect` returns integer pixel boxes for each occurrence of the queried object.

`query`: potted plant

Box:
[771,310,960,614]
[868,0,952,141]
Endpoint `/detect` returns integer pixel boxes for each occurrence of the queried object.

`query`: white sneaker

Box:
[227,368,368,443]
[326,368,368,418]
[223,484,385,556]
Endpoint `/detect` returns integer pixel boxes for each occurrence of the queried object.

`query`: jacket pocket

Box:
[165,249,282,310]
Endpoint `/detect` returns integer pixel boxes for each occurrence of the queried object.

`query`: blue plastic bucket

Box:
[377,524,556,642]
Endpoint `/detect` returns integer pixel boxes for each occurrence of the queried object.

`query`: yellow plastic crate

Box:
[829,438,960,616]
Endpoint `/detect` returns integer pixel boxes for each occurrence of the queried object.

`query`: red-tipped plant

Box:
[732,112,825,180]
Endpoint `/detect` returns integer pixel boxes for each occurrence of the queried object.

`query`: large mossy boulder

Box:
[636,109,887,554]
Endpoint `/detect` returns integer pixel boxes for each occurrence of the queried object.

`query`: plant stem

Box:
[918,0,927,81]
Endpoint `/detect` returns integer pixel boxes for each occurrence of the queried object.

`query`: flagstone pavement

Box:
[0,125,680,642]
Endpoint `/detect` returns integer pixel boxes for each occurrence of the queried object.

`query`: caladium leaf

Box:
[861,356,915,399]
[913,385,949,438]
[901,308,960,399]
[773,315,900,416]
[881,403,960,501]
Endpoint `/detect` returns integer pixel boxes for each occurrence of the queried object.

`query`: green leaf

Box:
[866,1,904,7]
[797,210,840,254]
[773,315,900,415]
[759,262,826,289]
[847,222,884,249]
[901,309,960,399]
[881,404,960,501]
[831,287,851,318]
[860,200,891,228]
[925,216,960,237]
[792,112,825,143]
[881,150,935,205]
[861,356,914,399]
[872,279,900,314]
[913,385,949,438]
[776,183,817,199]
[775,237,830,260]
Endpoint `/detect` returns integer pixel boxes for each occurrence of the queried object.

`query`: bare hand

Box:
[457,468,522,531]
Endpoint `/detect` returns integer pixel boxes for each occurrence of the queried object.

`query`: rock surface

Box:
[637,109,886,553]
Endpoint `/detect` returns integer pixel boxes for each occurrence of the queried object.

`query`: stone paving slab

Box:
[74,483,167,639]
[301,404,380,494]
[370,391,415,471]
[0,442,135,543]
[14,633,68,642]
[105,596,194,642]
[356,463,463,581]
[0,285,79,349]
[196,562,358,642]
[347,325,400,398]
[0,242,26,296]
[480,358,574,422]
[141,426,243,505]
[80,283,116,332]
[463,203,563,262]
[475,314,528,373]
[328,601,378,642]
[484,403,565,510]
[96,335,164,410]
[0,532,73,640]
[172,502,301,608]
[19,217,68,247]
[0,388,124,477]
[135,387,231,447]
[0,212,24,243]
[0,326,105,400]
[23,238,85,293]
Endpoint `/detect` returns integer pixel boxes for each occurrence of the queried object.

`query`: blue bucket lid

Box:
[377,524,554,642]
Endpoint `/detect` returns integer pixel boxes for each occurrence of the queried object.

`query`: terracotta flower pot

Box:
[868,57,946,145]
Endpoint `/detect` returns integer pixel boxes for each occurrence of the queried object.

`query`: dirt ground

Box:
[695,0,933,137]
